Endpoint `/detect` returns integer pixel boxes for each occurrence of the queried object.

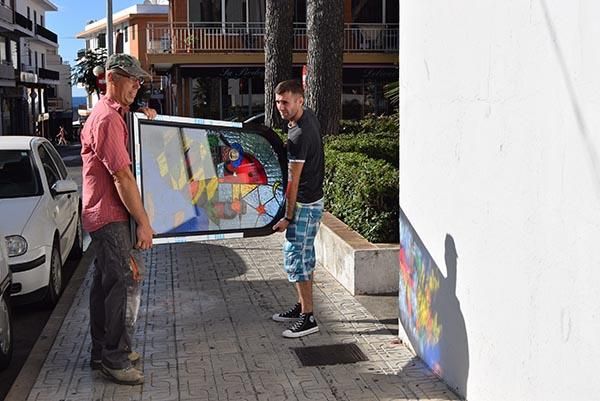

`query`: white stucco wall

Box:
[400,1,600,400]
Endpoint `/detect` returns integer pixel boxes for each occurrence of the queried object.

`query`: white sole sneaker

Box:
[272,313,301,322]
[282,325,319,338]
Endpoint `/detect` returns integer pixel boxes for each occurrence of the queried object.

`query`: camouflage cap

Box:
[106,53,151,79]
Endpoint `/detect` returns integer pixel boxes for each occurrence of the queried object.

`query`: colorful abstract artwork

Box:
[399,210,442,374]
[131,114,285,244]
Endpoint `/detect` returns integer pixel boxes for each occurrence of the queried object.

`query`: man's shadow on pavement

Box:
[399,211,469,399]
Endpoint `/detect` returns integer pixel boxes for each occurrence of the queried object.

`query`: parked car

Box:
[243,112,265,125]
[0,136,83,307]
[0,232,12,370]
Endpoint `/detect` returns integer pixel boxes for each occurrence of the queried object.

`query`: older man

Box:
[80,54,154,385]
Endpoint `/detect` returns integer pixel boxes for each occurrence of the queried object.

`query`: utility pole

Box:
[107,0,114,55]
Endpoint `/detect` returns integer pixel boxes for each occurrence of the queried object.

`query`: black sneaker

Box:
[272,302,302,322]
[282,313,319,338]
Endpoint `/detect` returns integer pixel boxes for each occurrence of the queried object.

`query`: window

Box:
[42,143,67,179]
[352,0,382,23]
[34,51,38,71]
[28,49,31,66]
[41,53,45,68]
[38,145,61,189]
[294,0,306,23]
[27,6,30,20]
[0,37,6,64]
[34,10,37,25]
[0,150,41,199]
[40,15,44,27]
[124,25,128,42]
[190,0,221,22]
[98,33,106,48]
[386,0,398,23]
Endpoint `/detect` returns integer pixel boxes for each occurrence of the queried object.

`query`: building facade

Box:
[79,0,398,122]
[0,0,67,138]
[76,1,169,111]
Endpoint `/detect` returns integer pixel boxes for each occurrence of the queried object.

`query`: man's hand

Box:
[139,107,157,120]
[136,223,154,250]
[273,218,290,232]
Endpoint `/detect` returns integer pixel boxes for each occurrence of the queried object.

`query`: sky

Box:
[46,0,142,97]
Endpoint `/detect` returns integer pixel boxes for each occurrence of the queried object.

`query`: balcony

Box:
[146,22,399,54]
[0,62,15,81]
[0,2,13,25]
[15,11,32,32]
[38,67,60,81]
[47,97,64,111]
[36,24,58,45]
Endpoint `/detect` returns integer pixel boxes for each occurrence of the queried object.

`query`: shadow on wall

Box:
[399,209,469,399]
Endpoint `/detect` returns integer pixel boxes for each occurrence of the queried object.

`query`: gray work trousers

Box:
[89,222,144,369]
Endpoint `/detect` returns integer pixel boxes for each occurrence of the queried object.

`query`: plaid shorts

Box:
[283,199,324,282]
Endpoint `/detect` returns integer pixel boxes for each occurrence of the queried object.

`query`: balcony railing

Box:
[15,11,32,31]
[0,63,14,80]
[47,97,64,111]
[147,22,398,54]
[36,24,58,44]
[0,2,13,24]
[38,67,59,81]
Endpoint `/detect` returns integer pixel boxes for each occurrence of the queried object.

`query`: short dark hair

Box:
[275,80,304,97]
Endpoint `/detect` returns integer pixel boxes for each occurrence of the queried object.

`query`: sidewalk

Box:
[8,234,459,401]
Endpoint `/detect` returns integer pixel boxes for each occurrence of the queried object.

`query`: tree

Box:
[264,0,294,129]
[306,0,344,135]
[71,48,107,96]
[384,81,399,109]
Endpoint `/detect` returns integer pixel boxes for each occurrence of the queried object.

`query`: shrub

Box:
[324,134,398,167]
[338,113,399,136]
[323,149,398,243]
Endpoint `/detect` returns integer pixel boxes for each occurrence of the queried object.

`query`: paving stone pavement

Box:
[22,234,460,401]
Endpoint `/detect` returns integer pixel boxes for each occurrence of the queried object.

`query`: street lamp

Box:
[107,0,113,55]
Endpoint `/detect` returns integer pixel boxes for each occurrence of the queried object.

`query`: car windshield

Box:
[0,150,41,198]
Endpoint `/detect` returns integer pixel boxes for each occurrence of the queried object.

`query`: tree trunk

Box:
[264,0,294,129]
[306,0,344,135]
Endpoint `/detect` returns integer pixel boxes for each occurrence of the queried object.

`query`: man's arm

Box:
[113,167,154,249]
[273,161,304,232]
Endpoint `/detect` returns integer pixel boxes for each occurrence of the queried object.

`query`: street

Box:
[0,144,85,401]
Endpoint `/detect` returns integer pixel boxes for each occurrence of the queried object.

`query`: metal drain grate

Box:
[292,343,369,367]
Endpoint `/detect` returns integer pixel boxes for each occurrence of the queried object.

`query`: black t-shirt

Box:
[287,108,324,203]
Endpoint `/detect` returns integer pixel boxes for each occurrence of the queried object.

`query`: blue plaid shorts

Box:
[283,199,324,282]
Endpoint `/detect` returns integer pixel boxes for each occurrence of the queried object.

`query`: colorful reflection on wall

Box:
[399,210,442,375]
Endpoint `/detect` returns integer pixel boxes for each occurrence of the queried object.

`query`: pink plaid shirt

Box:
[80,96,132,233]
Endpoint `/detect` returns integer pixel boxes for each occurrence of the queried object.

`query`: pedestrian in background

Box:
[56,125,68,145]
[271,80,325,338]
[80,53,154,385]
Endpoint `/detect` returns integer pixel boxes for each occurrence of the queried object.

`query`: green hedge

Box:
[324,134,398,167]
[339,113,399,136]
[323,149,398,243]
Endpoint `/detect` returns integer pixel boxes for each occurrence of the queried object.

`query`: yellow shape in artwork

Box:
[174,210,185,227]
[206,177,218,200]
[157,153,169,177]
[192,167,205,182]
[240,184,257,198]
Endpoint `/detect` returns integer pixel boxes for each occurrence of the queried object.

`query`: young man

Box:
[272,80,325,338]
[80,54,154,385]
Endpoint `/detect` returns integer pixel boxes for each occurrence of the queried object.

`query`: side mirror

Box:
[51,179,78,196]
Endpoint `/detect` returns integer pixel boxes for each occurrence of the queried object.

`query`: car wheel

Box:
[43,243,63,307]
[0,290,13,370]
[68,212,83,260]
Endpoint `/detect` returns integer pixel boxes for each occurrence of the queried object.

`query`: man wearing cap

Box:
[80,53,154,385]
